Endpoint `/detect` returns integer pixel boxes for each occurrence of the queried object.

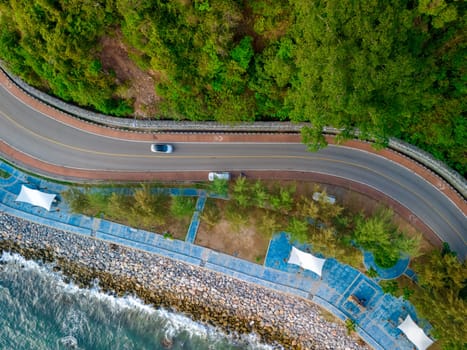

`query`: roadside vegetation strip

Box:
[63,177,420,268]
[60,177,422,270]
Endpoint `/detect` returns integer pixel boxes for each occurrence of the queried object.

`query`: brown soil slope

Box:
[99,32,163,117]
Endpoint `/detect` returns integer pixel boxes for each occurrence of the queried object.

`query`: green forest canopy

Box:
[0,0,465,175]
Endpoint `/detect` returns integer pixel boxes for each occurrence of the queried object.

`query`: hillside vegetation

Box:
[0,0,465,175]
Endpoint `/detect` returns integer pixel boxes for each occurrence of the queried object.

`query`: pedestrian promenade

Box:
[0,160,432,350]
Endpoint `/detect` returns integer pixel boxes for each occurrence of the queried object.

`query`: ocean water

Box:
[0,252,274,350]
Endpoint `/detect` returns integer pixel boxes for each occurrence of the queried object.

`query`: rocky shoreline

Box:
[0,212,368,350]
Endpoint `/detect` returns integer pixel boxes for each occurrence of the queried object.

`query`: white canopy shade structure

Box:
[398,315,434,350]
[15,185,56,211]
[287,246,326,277]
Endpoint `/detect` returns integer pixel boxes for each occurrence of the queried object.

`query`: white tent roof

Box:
[398,315,434,350]
[288,246,326,277]
[15,185,56,211]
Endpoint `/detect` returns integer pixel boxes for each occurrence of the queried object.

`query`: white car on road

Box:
[150,143,173,153]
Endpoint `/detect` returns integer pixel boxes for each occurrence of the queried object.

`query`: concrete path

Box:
[0,160,434,349]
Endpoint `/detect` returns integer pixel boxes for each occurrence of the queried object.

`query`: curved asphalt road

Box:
[0,83,466,259]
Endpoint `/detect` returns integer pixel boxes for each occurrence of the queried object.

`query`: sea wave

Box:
[0,252,275,350]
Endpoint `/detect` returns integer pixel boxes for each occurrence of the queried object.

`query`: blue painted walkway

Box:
[0,160,433,349]
[265,232,435,350]
[363,250,410,280]
[186,192,207,243]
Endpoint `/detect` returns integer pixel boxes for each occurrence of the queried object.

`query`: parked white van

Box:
[208,172,231,181]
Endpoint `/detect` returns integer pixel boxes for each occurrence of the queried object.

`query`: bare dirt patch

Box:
[196,200,270,263]
[196,220,269,262]
[99,31,164,117]
[155,216,191,241]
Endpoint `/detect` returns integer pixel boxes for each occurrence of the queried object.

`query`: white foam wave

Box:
[158,308,276,349]
[0,253,155,312]
[1,251,42,270]
[1,252,275,349]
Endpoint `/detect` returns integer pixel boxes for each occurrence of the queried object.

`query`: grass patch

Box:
[170,196,196,218]
[345,318,357,335]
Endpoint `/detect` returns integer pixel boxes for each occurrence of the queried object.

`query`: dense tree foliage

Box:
[0,0,132,115]
[284,0,466,173]
[411,247,467,349]
[0,0,465,173]
[353,208,421,268]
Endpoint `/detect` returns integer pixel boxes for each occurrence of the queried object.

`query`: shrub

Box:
[201,200,221,228]
[367,267,378,278]
[170,196,196,218]
[353,208,420,268]
[380,280,399,295]
[62,188,90,213]
[209,178,229,196]
[287,218,309,243]
[0,169,10,179]
[345,318,357,335]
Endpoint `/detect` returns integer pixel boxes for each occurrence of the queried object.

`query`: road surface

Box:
[0,83,465,258]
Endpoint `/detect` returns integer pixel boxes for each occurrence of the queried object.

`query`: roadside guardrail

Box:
[1,62,465,200]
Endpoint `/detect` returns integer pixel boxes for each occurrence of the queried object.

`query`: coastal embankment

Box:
[0,212,367,350]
